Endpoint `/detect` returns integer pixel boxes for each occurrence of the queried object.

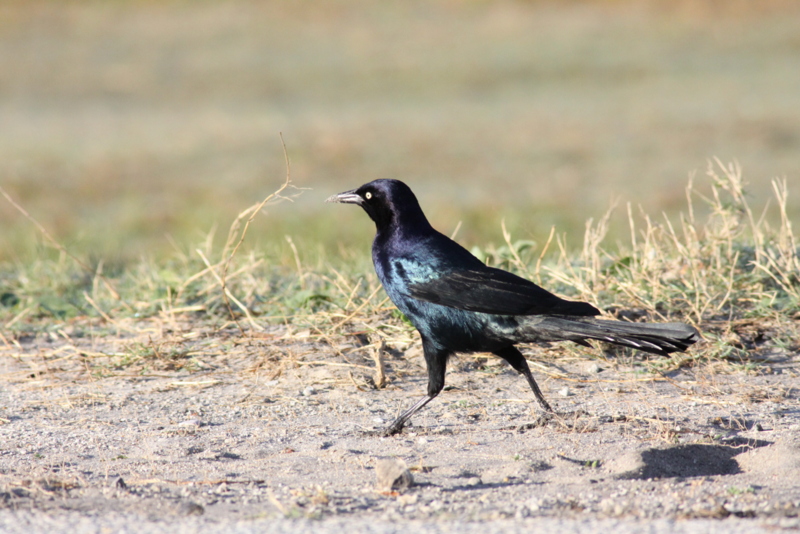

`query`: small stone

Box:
[301,386,316,397]
[559,387,572,397]
[375,458,413,492]
[178,419,201,427]
[179,502,205,516]
[586,362,602,374]
[397,493,418,505]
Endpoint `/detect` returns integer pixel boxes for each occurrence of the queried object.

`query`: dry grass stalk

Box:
[0,186,124,303]
[217,134,301,334]
[548,159,797,325]
[371,334,388,389]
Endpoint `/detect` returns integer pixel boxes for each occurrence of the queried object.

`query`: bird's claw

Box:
[360,425,405,438]
[382,423,405,437]
[510,412,555,432]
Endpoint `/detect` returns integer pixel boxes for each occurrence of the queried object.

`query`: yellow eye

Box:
[365,192,372,200]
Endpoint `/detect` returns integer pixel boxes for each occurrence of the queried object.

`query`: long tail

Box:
[518,317,701,356]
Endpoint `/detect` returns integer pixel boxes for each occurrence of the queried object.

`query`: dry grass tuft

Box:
[547,159,798,324]
[1,161,797,385]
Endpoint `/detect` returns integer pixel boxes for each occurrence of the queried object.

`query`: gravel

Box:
[1,325,799,533]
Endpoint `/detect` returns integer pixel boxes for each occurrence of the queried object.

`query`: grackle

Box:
[327,179,700,435]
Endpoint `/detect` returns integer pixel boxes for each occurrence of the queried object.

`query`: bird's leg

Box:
[384,394,438,436]
[383,341,449,436]
[493,346,553,412]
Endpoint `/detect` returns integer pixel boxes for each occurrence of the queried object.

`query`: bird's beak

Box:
[325,189,363,205]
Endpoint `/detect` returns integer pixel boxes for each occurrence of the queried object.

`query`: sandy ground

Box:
[1,322,799,533]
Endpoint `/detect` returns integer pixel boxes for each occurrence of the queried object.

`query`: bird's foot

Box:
[360,429,388,438]
[509,409,598,432]
[359,423,406,438]
[503,412,555,433]
[382,422,406,437]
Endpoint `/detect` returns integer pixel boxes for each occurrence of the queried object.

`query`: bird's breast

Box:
[374,256,515,352]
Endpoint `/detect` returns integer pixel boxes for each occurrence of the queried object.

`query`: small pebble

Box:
[179,502,205,516]
[586,362,602,374]
[397,493,418,505]
[559,387,572,397]
[178,419,201,427]
[375,458,413,492]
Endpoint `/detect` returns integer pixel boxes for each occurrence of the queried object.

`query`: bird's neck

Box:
[376,210,433,243]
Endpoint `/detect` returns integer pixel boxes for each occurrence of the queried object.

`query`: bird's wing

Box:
[408,268,600,316]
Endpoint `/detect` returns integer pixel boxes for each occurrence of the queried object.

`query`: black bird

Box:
[327,179,700,435]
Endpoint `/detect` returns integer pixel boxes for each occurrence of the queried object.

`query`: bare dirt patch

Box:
[1,321,799,532]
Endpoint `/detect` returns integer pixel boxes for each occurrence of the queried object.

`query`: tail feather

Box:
[520,317,701,356]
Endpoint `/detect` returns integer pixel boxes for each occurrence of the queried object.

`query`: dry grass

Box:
[1,161,797,387]
[464,161,797,371]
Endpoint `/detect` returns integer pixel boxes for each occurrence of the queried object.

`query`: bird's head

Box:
[326,179,430,233]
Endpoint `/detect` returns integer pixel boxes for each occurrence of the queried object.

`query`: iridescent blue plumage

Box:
[327,179,700,435]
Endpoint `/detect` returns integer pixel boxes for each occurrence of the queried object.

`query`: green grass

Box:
[1,1,799,261]
[1,161,797,376]
[1,2,799,377]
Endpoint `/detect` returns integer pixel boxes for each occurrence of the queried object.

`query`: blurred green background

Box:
[1,0,799,264]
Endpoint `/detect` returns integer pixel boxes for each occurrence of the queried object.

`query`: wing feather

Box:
[408,268,599,317]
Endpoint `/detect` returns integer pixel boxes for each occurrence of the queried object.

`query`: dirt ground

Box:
[1,320,799,533]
